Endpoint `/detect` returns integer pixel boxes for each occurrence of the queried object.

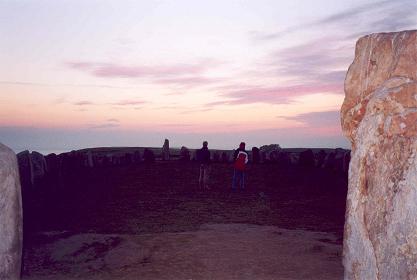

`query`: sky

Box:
[1,0,416,153]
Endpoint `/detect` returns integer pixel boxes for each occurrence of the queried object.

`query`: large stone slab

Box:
[0,143,23,280]
[341,30,417,279]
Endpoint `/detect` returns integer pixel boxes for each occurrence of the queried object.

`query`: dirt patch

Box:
[23,224,342,280]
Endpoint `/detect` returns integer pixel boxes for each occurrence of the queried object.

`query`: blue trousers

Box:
[232,169,245,189]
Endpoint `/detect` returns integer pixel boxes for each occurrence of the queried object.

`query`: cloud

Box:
[106,118,120,123]
[111,100,146,106]
[154,76,224,88]
[89,123,120,129]
[65,59,226,89]
[180,108,213,114]
[73,100,94,106]
[266,37,352,87]
[238,1,416,107]
[206,83,342,107]
[66,60,220,79]
[253,0,416,41]
[0,80,137,89]
[282,110,341,127]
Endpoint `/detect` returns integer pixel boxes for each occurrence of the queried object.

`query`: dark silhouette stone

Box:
[299,149,315,168]
[17,150,33,189]
[133,151,141,164]
[45,153,59,174]
[179,146,191,162]
[143,149,155,163]
[316,150,327,168]
[221,152,229,163]
[324,152,336,169]
[277,151,291,167]
[269,150,279,162]
[161,139,170,161]
[251,147,260,164]
[212,152,220,162]
[260,144,281,162]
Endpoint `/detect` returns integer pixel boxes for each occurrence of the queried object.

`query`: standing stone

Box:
[260,151,267,163]
[161,139,170,161]
[324,152,336,170]
[298,149,315,167]
[86,151,94,168]
[179,146,191,161]
[251,147,260,164]
[143,149,155,163]
[221,152,229,163]
[260,144,281,162]
[133,151,141,164]
[124,153,133,165]
[45,153,59,174]
[277,151,291,168]
[30,151,47,184]
[342,151,351,176]
[316,150,327,168]
[0,143,23,280]
[16,150,33,189]
[341,30,417,280]
[212,151,220,162]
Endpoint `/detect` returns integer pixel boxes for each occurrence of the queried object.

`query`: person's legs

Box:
[232,169,237,190]
[241,171,245,189]
[199,164,204,188]
[203,165,210,189]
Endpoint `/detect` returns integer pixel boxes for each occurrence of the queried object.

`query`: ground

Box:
[22,161,347,279]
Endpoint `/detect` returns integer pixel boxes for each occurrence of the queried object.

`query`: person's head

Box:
[239,142,245,149]
[203,141,208,148]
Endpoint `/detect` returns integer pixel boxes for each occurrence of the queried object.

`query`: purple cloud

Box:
[0,80,135,89]
[282,110,341,127]
[263,35,353,87]
[252,0,416,41]
[111,100,146,106]
[89,123,120,129]
[66,61,214,79]
[66,60,226,89]
[207,83,342,107]
[180,108,213,114]
[154,76,224,87]
[73,100,94,106]
[106,118,120,123]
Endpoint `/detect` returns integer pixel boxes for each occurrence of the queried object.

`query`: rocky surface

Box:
[0,143,23,280]
[341,30,417,279]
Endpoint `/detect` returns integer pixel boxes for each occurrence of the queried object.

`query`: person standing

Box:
[232,142,248,190]
[198,141,211,190]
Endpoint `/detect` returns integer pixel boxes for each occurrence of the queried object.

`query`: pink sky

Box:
[0,0,416,152]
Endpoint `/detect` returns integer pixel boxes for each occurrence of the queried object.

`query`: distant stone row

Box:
[15,142,350,190]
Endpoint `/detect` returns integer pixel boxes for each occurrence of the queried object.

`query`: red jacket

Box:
[234,151,248,171]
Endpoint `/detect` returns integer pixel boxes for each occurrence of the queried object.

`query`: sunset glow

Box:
[1,0,416,152]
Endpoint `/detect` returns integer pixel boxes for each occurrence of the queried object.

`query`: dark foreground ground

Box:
[22,161,348,279]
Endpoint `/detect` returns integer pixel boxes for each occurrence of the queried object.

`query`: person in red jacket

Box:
[232,142,248,190]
